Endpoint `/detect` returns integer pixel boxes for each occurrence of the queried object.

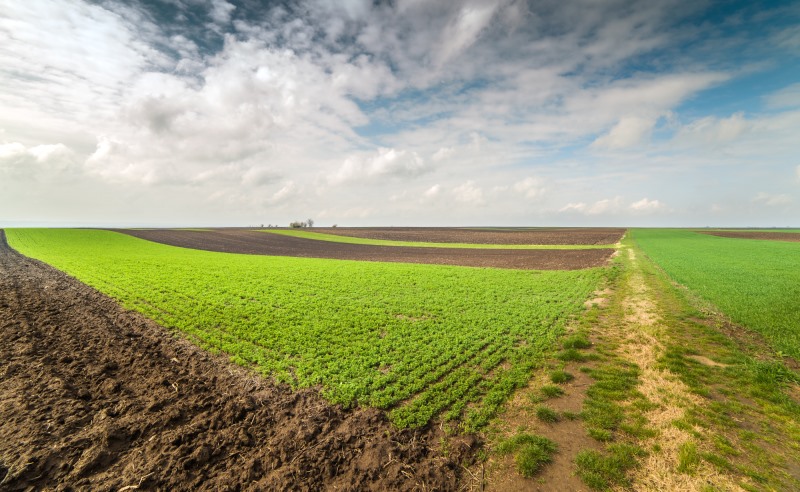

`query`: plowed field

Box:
[0,231,474,491]
[311,227,625,245]
[117,228,615,270]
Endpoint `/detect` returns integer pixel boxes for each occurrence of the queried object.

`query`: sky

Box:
[1,0,799,227]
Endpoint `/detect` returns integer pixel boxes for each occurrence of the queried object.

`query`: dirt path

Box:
[616,248,742,491]
[0,230,475,491]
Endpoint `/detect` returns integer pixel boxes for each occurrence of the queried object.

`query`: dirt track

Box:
[698,230,800,242]
[117,229,616,270]
[313,227,625,245]
[0,230,475,491]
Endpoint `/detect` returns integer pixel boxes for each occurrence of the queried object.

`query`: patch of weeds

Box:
[677,441,699,474]
[587,428,613,442]
[562,334,592,349]
[535,405,560,423]
[576,443,645,490]
[496,433,558,478]
[558,348,589,362]
[540,384,565,399]
[550,369,574,384]
[701,452,734,472]
[562,410,580,420]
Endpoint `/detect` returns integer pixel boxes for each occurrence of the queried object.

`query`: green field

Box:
[7,228,608,429]
[633,229,800,358]
[264,229,615,249]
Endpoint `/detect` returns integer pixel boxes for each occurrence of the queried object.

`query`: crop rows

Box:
[8,229,607,429]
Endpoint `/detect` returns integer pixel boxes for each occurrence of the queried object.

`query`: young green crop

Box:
[632,229,800,358]
[8,228,608,430]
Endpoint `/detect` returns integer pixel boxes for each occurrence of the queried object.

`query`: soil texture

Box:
[116,229,615,270]
[0,230,476,491]
[310,227,625,245]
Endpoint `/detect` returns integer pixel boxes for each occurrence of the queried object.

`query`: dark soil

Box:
[309,227,625,245]
[697,230,800,242]
[0,230,477,491]
[116,229,616,270]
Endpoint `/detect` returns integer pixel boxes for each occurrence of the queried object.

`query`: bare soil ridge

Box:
[0,230,475,491]
[116,228,616,270]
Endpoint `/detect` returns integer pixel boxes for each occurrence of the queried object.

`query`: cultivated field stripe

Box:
[263,229,617,249]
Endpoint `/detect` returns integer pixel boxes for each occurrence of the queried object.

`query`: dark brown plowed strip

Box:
[698,230,800,242]
[116,229,615,270]
[311,227,626,245]
[0,230,476,491]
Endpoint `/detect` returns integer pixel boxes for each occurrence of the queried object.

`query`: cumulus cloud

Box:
[560,197,663,215]
[512,177,546,199]
[630,198,665,212]
[0,142,79,179]
[452,181,485,205]
[331,147,428,184]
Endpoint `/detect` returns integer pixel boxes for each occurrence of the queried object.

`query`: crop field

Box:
[633,229,800,358]
[118,227,617,269]
[6,228,609,431]
[302,226,626,245]
[263,229,613,249]
[4,226,799,491]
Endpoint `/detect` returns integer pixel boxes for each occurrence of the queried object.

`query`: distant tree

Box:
[332,224,337,228]
[306,218,314,228]
[289,221,304,228]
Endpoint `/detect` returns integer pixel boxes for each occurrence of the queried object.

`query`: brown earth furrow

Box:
[0,230,476,491]
[115,229,615,270]
[310,227,625,245]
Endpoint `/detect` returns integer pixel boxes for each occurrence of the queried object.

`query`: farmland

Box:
[6,228,609,430]
[3,226,799,491]
[633,229,800,358]
[119,227,617,269]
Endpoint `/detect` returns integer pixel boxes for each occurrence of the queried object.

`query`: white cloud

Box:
[331,147,428,184]
[764,83,800,109]
[753,192,793,206]
[630,198,665,212]
[0,141,78,179]
[209,0,236,26]
[452,181,485,205]
[796,165,800,180]
[423,184,442,199]
[512,177,546,199]
[592,116,657,149]
[673,112,749,145]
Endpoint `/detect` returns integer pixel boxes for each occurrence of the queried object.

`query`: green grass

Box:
[576,443,645,490]
[540,385,565,398]
[632,229,800,358]
[496,433,558,477]
[7,228,609,430]
[535,405,560,423]
[264,229,616,250]
[549,369,575,384]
